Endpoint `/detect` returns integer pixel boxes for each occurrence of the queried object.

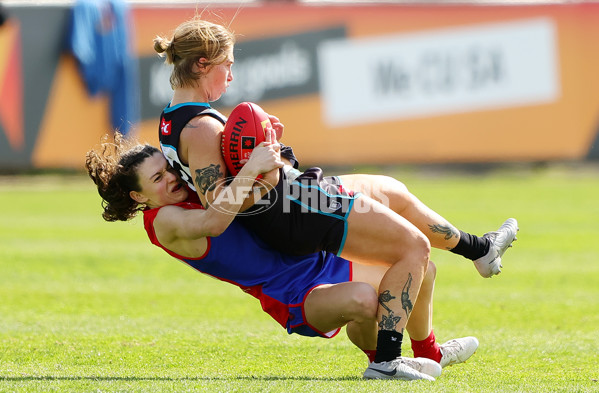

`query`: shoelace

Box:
[442,340,463,355]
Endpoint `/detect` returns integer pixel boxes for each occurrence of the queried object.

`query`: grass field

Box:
[1,165,598,392]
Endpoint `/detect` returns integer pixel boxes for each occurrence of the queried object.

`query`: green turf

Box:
[1,167,598,392]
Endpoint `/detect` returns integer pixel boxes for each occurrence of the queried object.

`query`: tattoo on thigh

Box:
[378,290,402,331]
[195,164,223,195]
[428,223,459,241]
[401,273,414,318]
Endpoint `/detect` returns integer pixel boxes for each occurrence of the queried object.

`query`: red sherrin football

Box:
[221,102,271,175]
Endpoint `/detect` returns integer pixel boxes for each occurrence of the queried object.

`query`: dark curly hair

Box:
[85,133,160,222]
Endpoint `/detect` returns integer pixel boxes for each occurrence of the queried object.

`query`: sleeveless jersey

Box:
[159,103,225,192]
[142,194,353,335]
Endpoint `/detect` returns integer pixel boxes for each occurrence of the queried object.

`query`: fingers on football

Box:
[265,127,277,146]
[269,116,284,141]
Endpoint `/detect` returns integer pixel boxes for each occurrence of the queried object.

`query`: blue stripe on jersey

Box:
[163,102,210,113]
[160,142,177,151]
[334,176,354,255]
[336,197,355,256]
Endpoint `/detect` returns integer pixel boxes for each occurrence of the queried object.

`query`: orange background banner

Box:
[4,2,598,169]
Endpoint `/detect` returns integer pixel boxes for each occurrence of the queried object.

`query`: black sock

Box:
[450,230,490,261]
[373,330,403,363]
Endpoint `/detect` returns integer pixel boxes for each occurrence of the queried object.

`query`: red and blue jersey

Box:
[142,195,353,337]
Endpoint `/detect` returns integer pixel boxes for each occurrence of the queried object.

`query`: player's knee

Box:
[381,175,409,194]
[411,231,431,267]
[387,231,430,269]
[347,283,378,321]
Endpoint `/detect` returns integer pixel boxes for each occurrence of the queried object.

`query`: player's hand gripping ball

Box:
[221,102,272,175]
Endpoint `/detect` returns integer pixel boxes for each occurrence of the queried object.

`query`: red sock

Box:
[363,349,377,364]
[411,330,442,363]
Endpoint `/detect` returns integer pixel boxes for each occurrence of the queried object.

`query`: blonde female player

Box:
[86,131,479,380]
[153,17,517,369]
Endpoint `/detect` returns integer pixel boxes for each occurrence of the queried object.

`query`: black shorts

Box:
[237,166,360,256]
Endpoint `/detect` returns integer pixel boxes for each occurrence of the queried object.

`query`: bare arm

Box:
[182,116,280,211]
[154,138,284,257]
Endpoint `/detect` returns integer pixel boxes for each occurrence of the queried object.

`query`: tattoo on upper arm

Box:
[378,290,401,331]
[428,223,459,241]
[195,164,223,195]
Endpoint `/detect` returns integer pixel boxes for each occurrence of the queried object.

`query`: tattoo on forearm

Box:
[195,164,223,195]
[378,290,402,331]
[428,223,459,241]
[401,273,413,318]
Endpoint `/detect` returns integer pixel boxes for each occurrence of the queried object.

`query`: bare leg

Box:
[338,174,461,251]
[407,261,436,341]
[339,194,430,338]
[305,262,436,351]
[304,281,378,350]
[345,264,388,351]
[338,174,519,279]
[344,261,437,348]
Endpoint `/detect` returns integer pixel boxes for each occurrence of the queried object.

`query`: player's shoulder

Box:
[154,204,186,223]
[154,203,203,235]
[180,116,223,149]
[187,113,223,129]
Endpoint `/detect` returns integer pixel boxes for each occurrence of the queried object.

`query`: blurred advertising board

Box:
[2,2,599,169]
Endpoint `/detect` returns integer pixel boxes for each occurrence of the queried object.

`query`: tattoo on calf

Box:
[378,290,402,331]
[428,223,459,241]
[195,164,223,195]
[401,273,414,318]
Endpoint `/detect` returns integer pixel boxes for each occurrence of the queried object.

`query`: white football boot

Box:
[473,218,519,278]
[439,337,479,368]
[363,356,442,381]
